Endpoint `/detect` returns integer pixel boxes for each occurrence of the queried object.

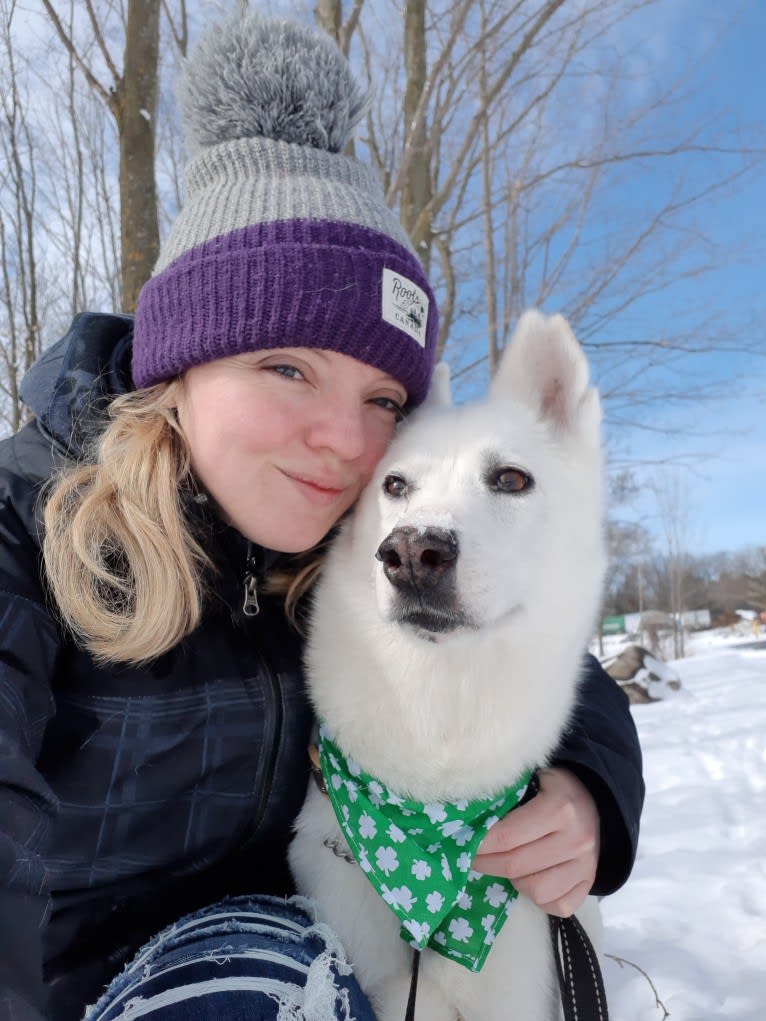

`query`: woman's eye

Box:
[383,474,408,498]
[490,466,533,493]
[370,396,405,420]
[270,364,305,380]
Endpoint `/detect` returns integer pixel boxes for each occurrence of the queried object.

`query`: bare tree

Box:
[0,0,187,427]
[323,0,765,415]
[743,546,766,614]
[39,26,122,318]
[653,469,696,657]
[603,521,653,615]
[672,547,766,620]
[315,0,364,57]
[41,0,161,311]
[0,0,43,431]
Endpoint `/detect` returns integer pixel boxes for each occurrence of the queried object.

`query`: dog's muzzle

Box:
[376,526,466,635]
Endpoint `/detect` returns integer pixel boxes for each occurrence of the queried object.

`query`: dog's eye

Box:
[383,474,408,498]
[489,467,533,493]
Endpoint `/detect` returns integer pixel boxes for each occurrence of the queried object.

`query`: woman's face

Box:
[175,348,407,552]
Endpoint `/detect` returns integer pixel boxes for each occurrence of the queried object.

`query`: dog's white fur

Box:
[289,310,606,1020]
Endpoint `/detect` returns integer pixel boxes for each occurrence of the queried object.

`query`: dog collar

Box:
[317,725,533,972]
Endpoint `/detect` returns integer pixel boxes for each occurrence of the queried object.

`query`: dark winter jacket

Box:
[0,313,644,1021]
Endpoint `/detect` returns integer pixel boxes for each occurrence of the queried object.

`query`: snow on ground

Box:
[602,629,766,1020]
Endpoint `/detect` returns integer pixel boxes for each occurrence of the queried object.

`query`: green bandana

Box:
[318,726,533,972]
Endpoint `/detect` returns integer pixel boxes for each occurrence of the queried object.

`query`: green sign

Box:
[602,615,626,635]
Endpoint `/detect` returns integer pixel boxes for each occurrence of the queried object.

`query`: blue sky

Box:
[611,2,766,556]
[433,1,766,558]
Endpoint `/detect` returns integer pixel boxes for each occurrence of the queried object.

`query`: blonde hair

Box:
[43,382,211,664]
[43,382,325,664]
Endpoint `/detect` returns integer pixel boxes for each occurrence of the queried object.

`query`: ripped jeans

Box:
[84,895,377,1021]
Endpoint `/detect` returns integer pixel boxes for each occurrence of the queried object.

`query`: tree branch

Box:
[40,0,113,107]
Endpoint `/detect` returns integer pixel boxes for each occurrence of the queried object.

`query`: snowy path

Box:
[603,641,766,1020]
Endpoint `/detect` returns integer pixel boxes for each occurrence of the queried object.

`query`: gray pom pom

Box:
[179,13,366,155]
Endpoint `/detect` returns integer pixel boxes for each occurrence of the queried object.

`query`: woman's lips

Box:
[281,469,349,506]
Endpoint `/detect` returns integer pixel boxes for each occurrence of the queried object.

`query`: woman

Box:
[0,14,643,1021]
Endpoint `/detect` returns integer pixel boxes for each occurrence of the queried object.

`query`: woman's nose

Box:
[305,395,368,461]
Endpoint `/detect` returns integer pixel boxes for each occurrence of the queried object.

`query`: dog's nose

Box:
[376,526,459,590]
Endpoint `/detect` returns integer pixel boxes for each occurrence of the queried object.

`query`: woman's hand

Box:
[473,767,600,918]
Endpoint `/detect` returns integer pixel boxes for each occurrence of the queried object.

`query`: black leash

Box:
[550,913,609,1021]
[525,771,609,1020]
[404,948,421,1021]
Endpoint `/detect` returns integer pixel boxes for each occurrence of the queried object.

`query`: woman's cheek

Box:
[362,437,392,483]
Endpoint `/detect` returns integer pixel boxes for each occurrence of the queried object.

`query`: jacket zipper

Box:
[240,543,283,842]
[242,543,260,617]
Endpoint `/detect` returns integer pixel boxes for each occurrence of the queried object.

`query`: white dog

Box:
[289,310,606,1021]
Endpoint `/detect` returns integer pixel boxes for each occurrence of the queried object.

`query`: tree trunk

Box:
[0,5,41,431]
[401,0,432,274]
[478,3,498,375]
[114,0,161,312]
[315,0,342,41]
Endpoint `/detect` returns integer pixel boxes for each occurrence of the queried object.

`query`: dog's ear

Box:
[490,309,601,434]
[424,361,453,409]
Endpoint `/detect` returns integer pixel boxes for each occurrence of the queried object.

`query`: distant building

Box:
[601,608,710,636]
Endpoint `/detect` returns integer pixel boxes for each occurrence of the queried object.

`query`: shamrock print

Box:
[441,820,474,846]
[397,886,416,911]
[484,882,509,908]
[376,846,399,876]
[368,780,385,806]
[449,917,474,943]
[359,813,377,839]
[424,803,447,824]
[411,859,432,881]
[387,822,406,844]
[382,885,416,912]
[426,891,445,913]
[403,919,431,944]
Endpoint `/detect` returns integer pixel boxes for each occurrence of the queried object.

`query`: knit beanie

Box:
[132,13,438,407]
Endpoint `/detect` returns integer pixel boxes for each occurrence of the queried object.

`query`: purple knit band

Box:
[133,220,438,407]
